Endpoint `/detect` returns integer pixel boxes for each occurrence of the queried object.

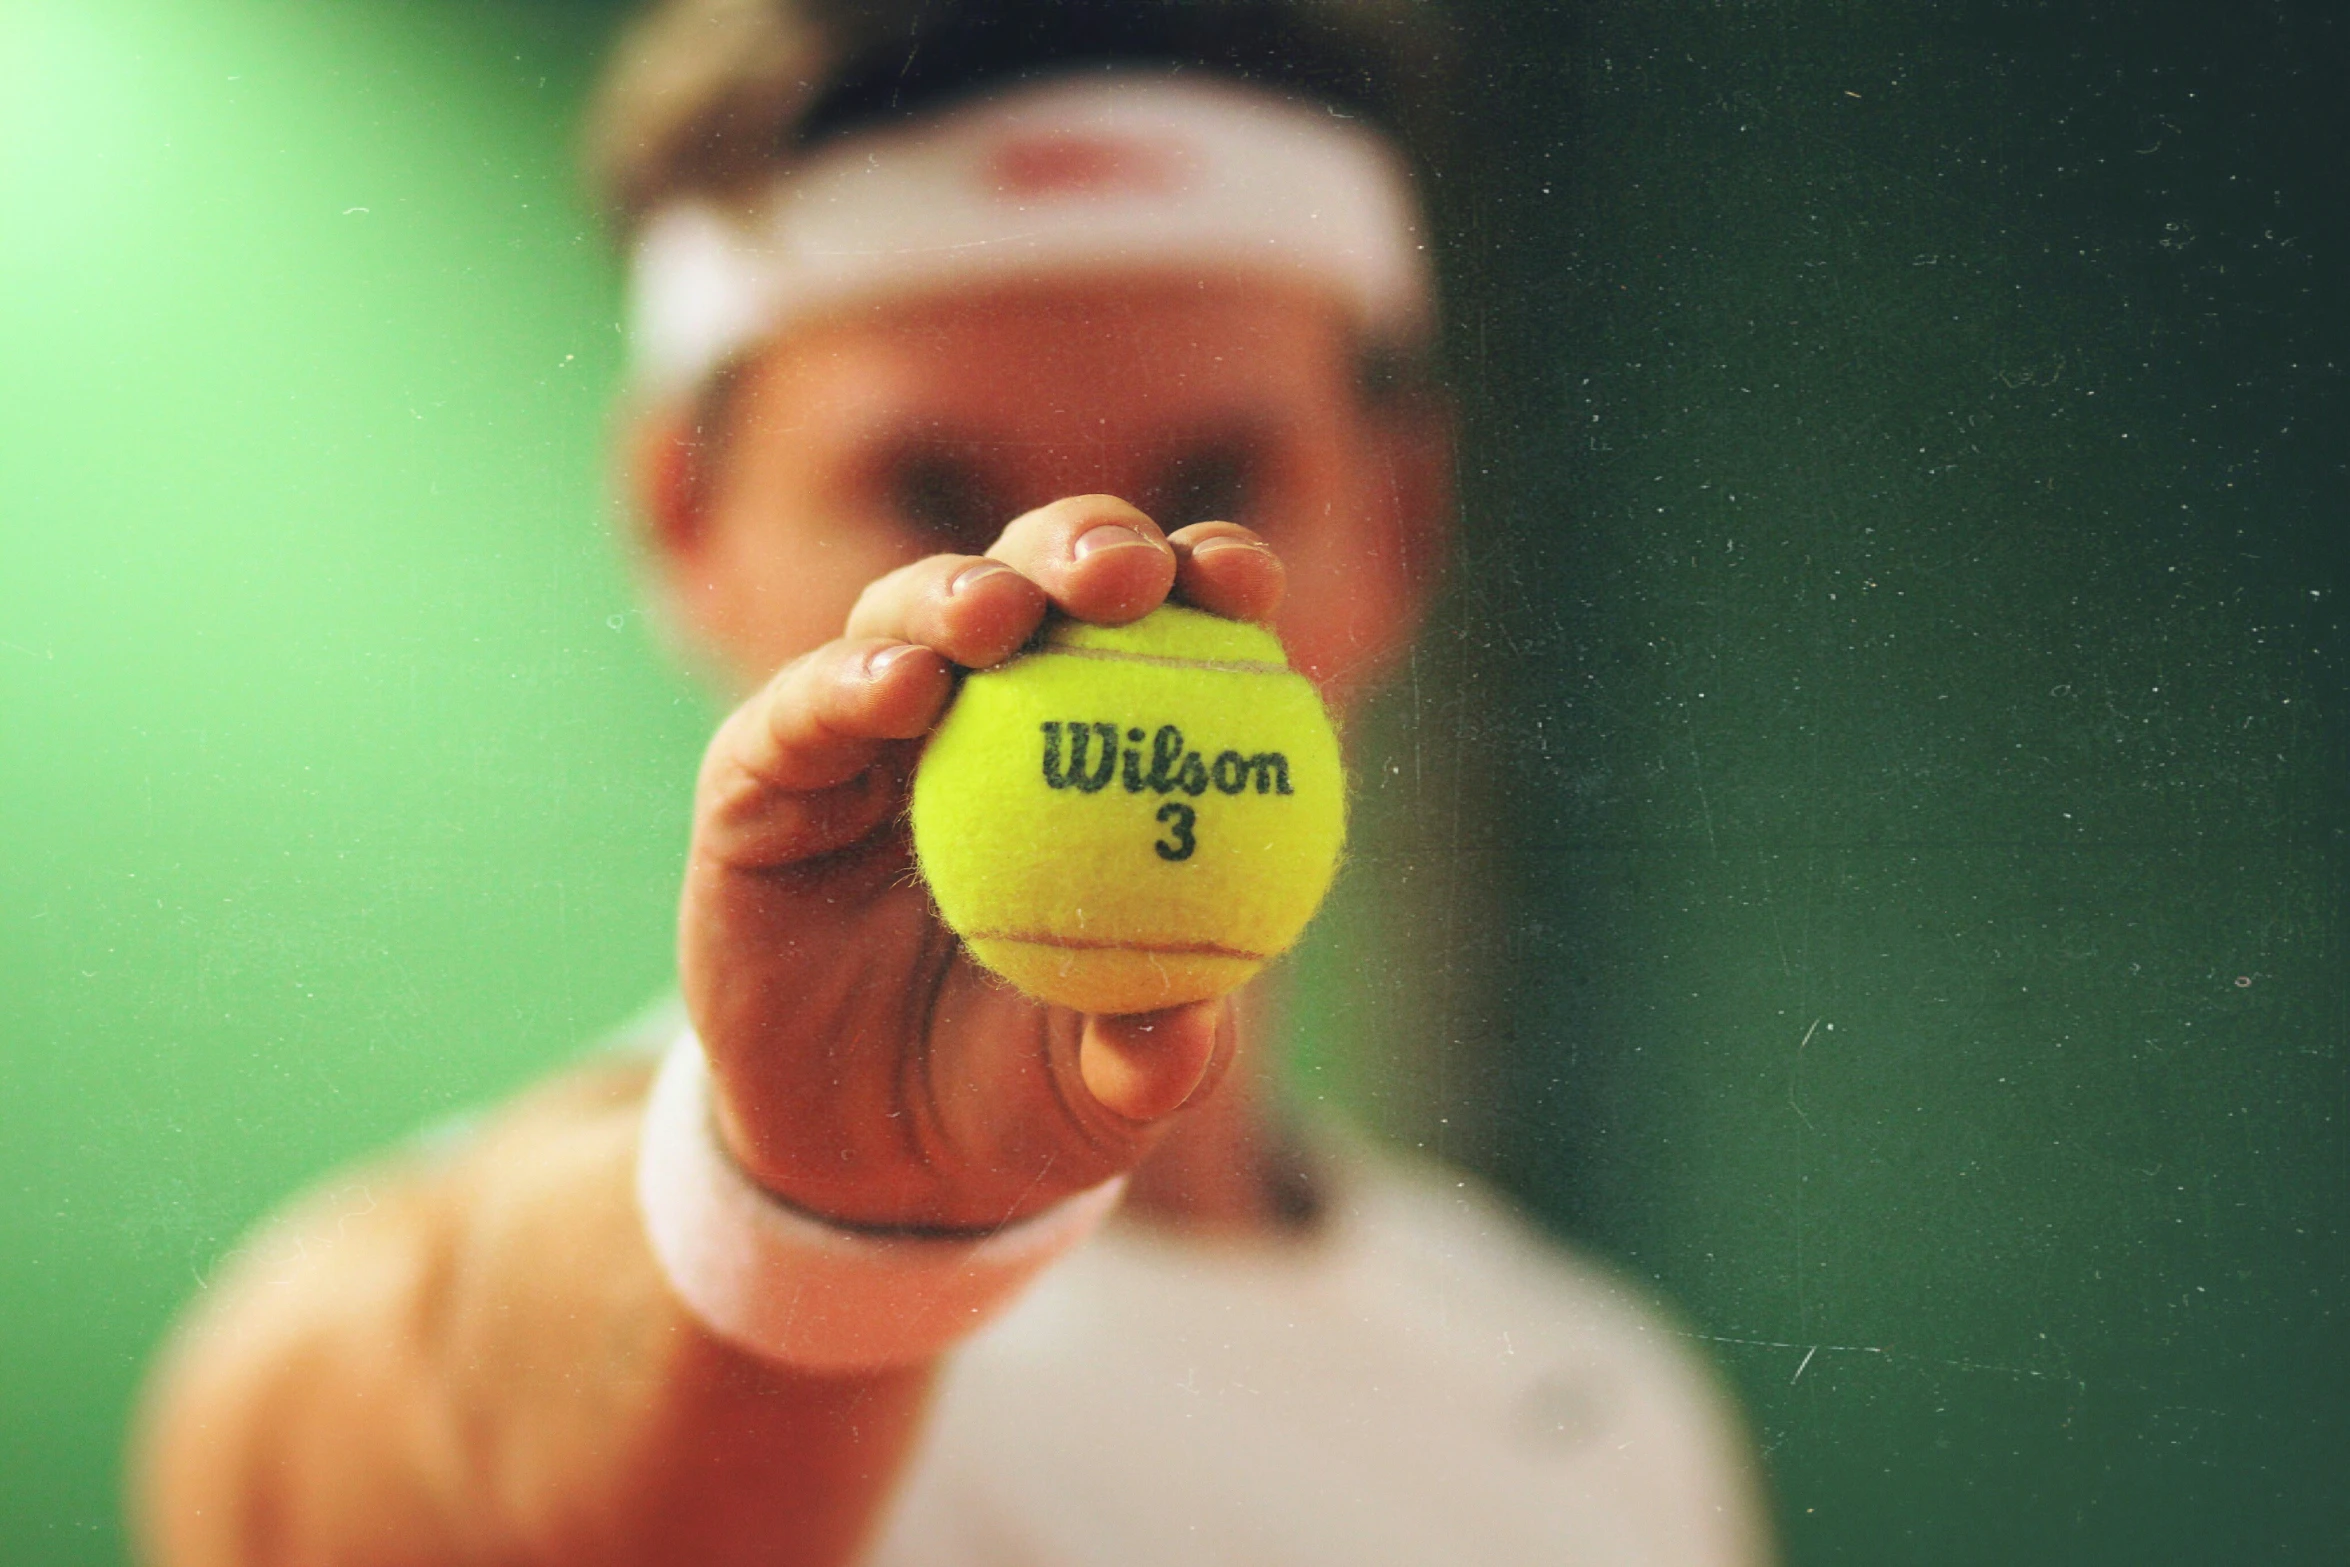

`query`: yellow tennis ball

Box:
[911,604,1346,1015]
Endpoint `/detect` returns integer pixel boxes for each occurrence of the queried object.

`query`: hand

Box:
[678,497,1287,1232]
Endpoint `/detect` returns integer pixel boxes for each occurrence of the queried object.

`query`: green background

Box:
[1,1,2341,1563]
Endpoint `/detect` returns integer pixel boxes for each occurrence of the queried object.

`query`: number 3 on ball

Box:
[911,604,1347,1015]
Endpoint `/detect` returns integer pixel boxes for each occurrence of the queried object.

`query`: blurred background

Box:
[2,1,2342,1562]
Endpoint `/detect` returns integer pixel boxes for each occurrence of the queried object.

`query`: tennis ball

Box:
[911,604,1346,1015]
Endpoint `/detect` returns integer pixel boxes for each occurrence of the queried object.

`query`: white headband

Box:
[627,75,1435,398]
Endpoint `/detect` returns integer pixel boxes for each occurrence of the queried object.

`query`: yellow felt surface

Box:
[911,607,1346,1013]
[1046,604,1290,665]
[961,940,1265,1019]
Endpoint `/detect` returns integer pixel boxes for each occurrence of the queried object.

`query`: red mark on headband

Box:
[987,133,1187,200]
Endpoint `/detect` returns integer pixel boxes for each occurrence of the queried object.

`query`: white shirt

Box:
[868,1130,1772,1566]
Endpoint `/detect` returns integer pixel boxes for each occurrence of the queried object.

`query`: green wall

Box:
[0,1,690,1556]
[1458,3,2346,1562]
[1,1,2341,1563]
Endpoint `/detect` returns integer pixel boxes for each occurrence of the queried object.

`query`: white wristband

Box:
[635,1030,1125,1373]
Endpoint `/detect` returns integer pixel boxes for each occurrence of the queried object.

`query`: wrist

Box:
[636,1030,1124,1371]
[701,1074,970,1237]
[696,1022,1121,1234]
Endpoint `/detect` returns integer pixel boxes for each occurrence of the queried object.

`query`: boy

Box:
[136,2,1770,1562]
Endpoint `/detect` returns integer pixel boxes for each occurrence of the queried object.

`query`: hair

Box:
[585,0,1460,237]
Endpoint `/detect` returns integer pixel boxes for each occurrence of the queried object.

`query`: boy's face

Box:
[635,273,1447,712]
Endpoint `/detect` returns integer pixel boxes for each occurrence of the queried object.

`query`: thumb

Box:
[1078,1000,1233,1124]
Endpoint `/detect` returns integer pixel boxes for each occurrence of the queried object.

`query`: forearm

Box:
[132,1060,932,1567]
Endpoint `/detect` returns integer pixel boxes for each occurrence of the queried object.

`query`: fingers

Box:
[696,499,1286,874]
[841,498,1271,669]
[987,495,1177,625]
[695,638,952,866]
[979,496,1286,633]
[1077,999,1232,1124]
[1169,522,1284,625]
[844,554,1049,671]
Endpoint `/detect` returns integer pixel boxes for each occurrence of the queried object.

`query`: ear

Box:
[1370,384,1457,619]
[624,402,710,569]
[1292,386,1456,712]
[620,399,757,681]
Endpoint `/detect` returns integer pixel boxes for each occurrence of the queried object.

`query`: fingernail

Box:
[1071,523,1158,560]
[948,559,1016,595]
[865,643,921,677]
[1190,535,1270,559]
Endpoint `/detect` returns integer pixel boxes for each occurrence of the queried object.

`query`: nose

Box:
[994,446,1158,520]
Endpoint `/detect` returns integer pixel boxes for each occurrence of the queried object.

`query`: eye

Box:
[883,447,1001,550]
[1153,440,1258,528]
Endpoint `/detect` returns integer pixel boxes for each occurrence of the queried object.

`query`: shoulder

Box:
[1330,1128,1709,1372]
[893,1122,1776,1567]
[1327,1131,1765,1497]
[1282,1132,1777,1565]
